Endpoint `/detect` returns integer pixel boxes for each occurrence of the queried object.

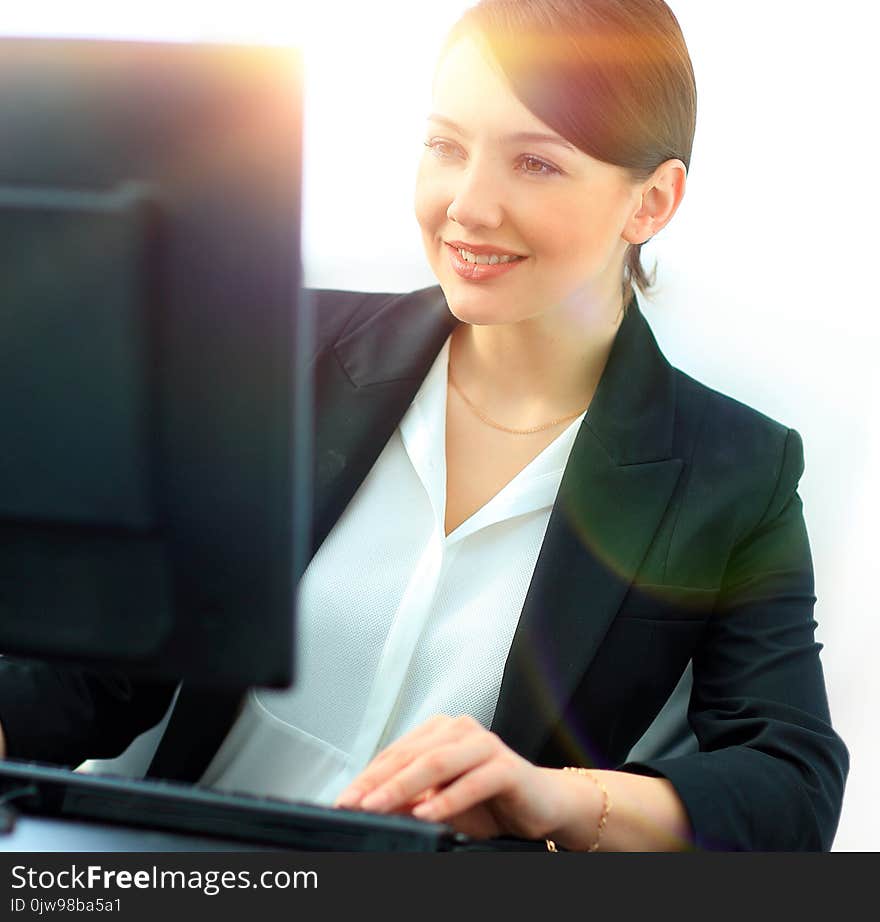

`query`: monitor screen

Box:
[0,38,308,689]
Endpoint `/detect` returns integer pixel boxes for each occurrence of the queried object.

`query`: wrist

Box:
[546,767,610,853]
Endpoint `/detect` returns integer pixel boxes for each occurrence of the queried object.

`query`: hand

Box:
[333,715,572,841]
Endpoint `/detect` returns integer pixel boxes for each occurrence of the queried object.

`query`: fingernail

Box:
[413,801,437,819]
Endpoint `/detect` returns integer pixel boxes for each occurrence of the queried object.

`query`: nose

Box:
[446,161,504,230]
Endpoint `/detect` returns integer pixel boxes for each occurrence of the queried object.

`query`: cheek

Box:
[526,192,625,270]
[522,206,597,269]
[534,214,579,258]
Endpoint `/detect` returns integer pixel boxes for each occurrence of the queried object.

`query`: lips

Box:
[444,242,527,282]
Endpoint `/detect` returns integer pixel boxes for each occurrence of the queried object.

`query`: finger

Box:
[358,732,500,813]
[334,716,452,807]
[335,715,476,807]
[380,786,441,817]
[411,757,516,824]
[335,716,457,807]
[368,714,454,767]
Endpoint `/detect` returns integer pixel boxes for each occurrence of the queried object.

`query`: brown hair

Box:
[445,0,697,303]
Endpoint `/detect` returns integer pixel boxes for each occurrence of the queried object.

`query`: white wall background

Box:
[4,1,877,850]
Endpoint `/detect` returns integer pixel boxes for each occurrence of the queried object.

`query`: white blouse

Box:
[199,335,586,805]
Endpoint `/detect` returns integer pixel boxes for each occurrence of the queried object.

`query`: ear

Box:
[622,159,688,245]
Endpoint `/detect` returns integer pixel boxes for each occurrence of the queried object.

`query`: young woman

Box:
[323,0,848,851]
[0,0,848,851]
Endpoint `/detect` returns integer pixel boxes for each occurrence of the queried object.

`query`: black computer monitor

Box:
[0,38,308,688]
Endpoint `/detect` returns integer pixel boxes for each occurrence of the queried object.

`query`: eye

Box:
[424,138,464,161]
[518,155,561,177]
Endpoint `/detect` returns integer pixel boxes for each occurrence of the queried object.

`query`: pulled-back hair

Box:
[446,0,697,302]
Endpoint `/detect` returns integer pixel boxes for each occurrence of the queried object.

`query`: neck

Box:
[450,286,627,428]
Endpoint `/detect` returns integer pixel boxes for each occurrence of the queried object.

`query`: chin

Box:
[441,292,506,326]
[436,278,523,327]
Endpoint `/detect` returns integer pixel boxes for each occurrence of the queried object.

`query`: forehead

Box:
[431,36,558,139]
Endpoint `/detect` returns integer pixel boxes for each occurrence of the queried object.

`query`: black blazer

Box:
[0,286,848,851]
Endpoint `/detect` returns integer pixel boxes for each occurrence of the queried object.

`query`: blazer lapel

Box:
[490,302,683,762]
[310,287,458,556]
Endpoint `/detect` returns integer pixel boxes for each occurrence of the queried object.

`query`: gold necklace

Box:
[447,361,588,436]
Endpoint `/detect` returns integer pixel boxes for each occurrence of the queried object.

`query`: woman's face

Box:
[415,36,644,329]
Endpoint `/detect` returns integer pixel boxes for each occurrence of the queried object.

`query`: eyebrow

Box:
[426,114,578,153]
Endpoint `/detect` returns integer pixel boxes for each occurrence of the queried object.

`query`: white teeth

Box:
[456,247,520,265]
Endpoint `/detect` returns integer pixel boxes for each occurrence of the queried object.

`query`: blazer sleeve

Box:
[620,428,849,851]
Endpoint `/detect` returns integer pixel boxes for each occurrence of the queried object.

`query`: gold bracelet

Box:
[546,767,611,853]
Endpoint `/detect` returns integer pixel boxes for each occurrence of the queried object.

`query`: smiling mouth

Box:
[444,243,527,282]
[444,243,526,266]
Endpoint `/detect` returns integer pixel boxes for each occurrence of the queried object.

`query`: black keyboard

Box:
[0,761,545,851]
